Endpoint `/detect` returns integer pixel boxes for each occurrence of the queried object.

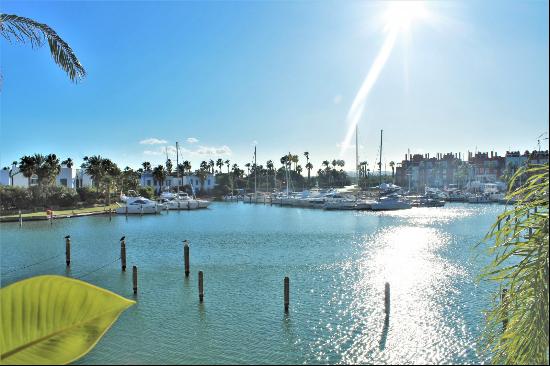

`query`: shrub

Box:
[138,186,155,199]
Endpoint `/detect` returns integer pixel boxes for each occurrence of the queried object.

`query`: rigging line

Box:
[72,257,121,280]
[1,253,63,276]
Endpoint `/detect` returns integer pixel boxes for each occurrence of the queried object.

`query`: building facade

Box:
[139,172,216,193]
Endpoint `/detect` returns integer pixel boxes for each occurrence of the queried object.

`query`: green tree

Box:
[61,158,73,168]
[165,158,173,175]
[18,155,36,187]
[481,164,549,364]
[389,161,395,183]
[141,161,152,172]
[0,13,86,82]
[152,165,167,189]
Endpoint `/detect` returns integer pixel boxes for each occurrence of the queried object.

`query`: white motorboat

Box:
[323,193,357,210]
[370,195,412,211]
[116,198,163,214]
[159,192,211,209]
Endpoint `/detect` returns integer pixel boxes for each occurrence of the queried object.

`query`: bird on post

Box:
[120,236,125,241]
[64,235,70,239]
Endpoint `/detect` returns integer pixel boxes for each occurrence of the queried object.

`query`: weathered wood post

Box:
[19,210,22,227]
[188,201,190,210]
[120,238,127,271]
[109,208,112,221]
[384,282,390,317]
[50,210,53,225]
[133,266,138,294]
[501,288,508,330]
[198,271,204,302]
[140,204,143,216]
[65,236,71,267]
[184,240,190,277]
[284,277,290,313]
[125,205,128,218]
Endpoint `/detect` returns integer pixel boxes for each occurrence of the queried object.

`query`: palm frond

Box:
[0,13,86,82]
[480,164,549,364]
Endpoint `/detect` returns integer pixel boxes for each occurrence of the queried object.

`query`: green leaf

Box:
[0,275,135,365]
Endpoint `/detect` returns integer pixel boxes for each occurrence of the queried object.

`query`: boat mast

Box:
[176,141,179,195]
[355,124,359,187]
[254,145,257,199]
[379,129,383,187]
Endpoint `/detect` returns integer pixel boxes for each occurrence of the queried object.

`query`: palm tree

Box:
[216,158,224,174]
[389,161,395,183]
[245,163,251,176]
[481,164,549,364]
[183,160,191,174]
[291,155,299,171]
[165,158,173,176]
[266,160,274,191]
[83,155,104,192]
[61,158,73,168]
[208,159,215,174]
[152,165,167,190]
[142,161,152,172]
[18,155,36,187]
[0,14,86,82]
[225,160,230,174]
[305,162,313,185]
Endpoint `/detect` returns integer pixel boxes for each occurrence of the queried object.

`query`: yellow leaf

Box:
[1,275,134,365]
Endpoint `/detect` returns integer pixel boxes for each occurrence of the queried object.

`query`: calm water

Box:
[1,202,504,364]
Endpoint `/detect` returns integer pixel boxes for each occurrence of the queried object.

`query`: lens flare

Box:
[339,1,431,157]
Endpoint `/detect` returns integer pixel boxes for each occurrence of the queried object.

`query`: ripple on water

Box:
[0,202,502,364]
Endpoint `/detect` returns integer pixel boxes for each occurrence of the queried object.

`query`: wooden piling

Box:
[121,239,127,271]
[184,240,190,277]
[198,271,204,302]
[65,237,71,267]
[125,205,128,218]
[187,201,190,210]
[284,277,290,313]
[140,205,143,216]
[19,210,22,227]
[133,266,138,294]
[384,282,390,317]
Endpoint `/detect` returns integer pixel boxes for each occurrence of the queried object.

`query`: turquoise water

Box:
[1,202,504,364]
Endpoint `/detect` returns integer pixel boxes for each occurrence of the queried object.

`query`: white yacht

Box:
[159,191,211,209]
[116,198,163,214]
[322,193,357,210]
[370,195,412,211]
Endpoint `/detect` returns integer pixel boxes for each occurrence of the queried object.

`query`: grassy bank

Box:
[1,204,119,220]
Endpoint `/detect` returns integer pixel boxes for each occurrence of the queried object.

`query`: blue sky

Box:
[1,0,548,173]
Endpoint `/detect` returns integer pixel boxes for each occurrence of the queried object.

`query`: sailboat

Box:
[369,130,412,211]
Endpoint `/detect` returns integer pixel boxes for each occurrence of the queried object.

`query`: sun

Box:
[383,1,430,32]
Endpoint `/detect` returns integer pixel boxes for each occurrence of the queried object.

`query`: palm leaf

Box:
[0,275,134,365]
[480,164,549,364]
[0,13,86,82]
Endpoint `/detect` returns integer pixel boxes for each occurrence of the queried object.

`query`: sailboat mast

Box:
[254,145,257,198]
[355,124,359,186]
[176,141,179,195]
[379,129,383,186]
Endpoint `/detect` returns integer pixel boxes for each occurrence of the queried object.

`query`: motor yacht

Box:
[116,198,163,214]
[370,195,412,211]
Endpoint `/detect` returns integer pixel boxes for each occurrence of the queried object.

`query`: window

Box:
[60,178,68,187]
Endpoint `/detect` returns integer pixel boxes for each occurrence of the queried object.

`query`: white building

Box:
[140,172,216,193]
[0,164,93,189]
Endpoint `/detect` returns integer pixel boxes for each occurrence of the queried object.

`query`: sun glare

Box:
[383,1,430,32]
